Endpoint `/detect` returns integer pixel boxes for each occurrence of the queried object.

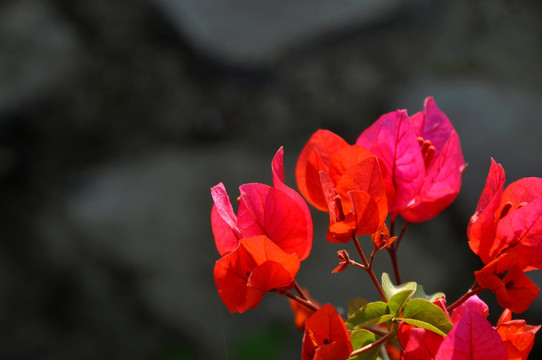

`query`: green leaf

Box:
[411,284,445,302]
[381,272,417,299]
[386,289,415,316]
[348,297,369,318]
[396,318,447,337]
[346,301,391,329]
[402,298,453,335]
[348,329,381,360]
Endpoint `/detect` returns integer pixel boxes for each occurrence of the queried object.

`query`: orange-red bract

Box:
[496,309,541,360]
[468,159,542,312]
[296,130,387,243]
[474,254,539,313]
[214,235,300,313]
[296,130,350,211]
[211,148,312,260]
[468,159,542,270]
[302,304,353,360]
[356,97,465,222]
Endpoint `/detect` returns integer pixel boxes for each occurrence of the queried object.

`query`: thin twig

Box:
[353,235,388,302]
[277,289,320,312]
[387,221,410,284]
[447,281,484,312]
[387,247,402,285]
[293,280,309,301]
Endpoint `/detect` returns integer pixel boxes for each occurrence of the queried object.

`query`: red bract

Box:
[468,159,542,312]
[496,309,540,360]
[435,295,507,360]
[474,253,539,313]
[302,304,353,360]
[211,148,312,260]
[296,130,387,243]
[468,159,542,270]
[214,235,300,313]
[356,97,465,222]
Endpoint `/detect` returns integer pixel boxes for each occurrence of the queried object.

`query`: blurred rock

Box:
[152,0,425,65]
[0,0,84,115]
[38,147,282,357]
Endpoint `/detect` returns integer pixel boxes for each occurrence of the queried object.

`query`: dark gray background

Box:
[1,0,541,359]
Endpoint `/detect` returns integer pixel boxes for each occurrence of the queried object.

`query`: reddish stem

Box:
[293,280,309,301]
[387,248,402,285]
[353,236,388,302]
[447,282,484,312]
[390,218,396,238]
[348,259,367,270]
[277,289,320,312]
[387,221,410,285]
[396,221,410,248]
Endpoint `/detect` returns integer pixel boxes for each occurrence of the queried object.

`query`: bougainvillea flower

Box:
[211,148,312,260]
[320,157,386,242]
[435,295,507,360]
[496,309,540,360]
[296,130,350,211]
[213,235,300,313]
[302,304,353,360]
[468,159,542,271]
[356,97,465,222]
[296,130,387,242]
[468,159,542,312]
[474,253,539,313]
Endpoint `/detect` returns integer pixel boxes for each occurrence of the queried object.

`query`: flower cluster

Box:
[210,98,540,359]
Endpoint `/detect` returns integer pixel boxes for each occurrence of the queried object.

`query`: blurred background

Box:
[1,0,542,359]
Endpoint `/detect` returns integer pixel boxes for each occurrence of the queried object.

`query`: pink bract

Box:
[356,97,465,222]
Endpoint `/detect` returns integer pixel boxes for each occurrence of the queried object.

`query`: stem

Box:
[293,280,309,301]
[348,259,368,270]
[447,282,484,312]
[386,221,410,285]
[387,248,402,285]
[349,329,396,357]
[396,221,410,248]
[278,290,320,312]
[353,235,388,302]
[362,326,387,337]
[369,246,377,269]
